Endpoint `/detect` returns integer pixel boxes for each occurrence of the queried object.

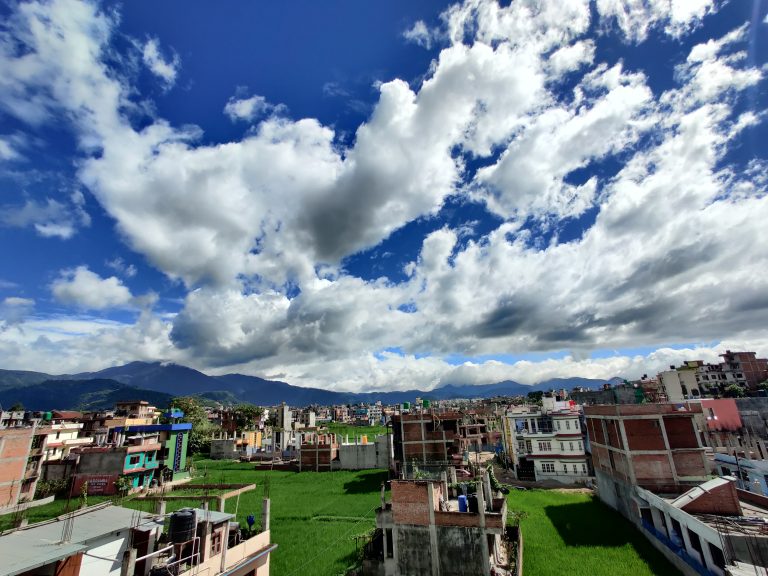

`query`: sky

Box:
[0,0,767,392]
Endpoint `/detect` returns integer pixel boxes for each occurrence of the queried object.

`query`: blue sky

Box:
[0,0,767,391]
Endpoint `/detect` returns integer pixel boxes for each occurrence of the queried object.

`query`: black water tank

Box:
[169,509,196,543]
[467,495,479,514]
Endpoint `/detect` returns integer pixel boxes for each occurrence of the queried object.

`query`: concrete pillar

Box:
[699,536,717,574]
[440,471,448,500]
[155,500,166,516]
[218,496,226,512]
[426,483,440,576]
[262,498,271,532]
[483,473,493,509]
[120,547,137,576]
[680,525,701,565]
[449,466,457,485]
[476,487,491,576]
[649,506,667,538]
[219,520,230,572]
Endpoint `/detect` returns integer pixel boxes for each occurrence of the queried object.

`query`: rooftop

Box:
[0,504,158,576]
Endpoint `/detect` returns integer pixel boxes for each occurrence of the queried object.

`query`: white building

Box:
[658,368,702,403]
[503,398,589,484]
[43,422,93,462]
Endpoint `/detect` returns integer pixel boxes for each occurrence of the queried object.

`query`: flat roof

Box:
[0,505,157,576]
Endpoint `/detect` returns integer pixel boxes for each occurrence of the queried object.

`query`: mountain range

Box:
[0,361,617,411]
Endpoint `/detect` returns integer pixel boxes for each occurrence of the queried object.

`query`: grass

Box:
[508,490,681,576]
[0,495,113,531]
[125,460,388,576]
[326,422,387,438]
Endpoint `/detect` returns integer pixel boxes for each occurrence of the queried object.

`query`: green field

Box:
[125,460,387,576]
[1,467,680,576]
[326,422,387,439]
[508,489,680,576]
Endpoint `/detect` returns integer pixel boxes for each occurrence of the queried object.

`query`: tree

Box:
[234,404,263,431]
[526,391,544,403]
[168,397,219,455]
[9,402,23,411]
[723,384,745,398]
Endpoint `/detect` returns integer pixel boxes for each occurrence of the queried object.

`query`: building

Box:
[390,412,464,476]
[73,432,161,493]
[658,366,702,403]
[719,350,768,390]
[110,423,192,482]
[371,475,512,576]
[338,434,392,470]
[636,477,768,575]
[0,426,47,512]
[585,403,709,519]
[42,421,93,462]
[713,454,768,496]
[0,501,276,576]
[503,399,589,484]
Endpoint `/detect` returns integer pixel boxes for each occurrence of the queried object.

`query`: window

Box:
[566,420,571,430]
[541,462,555,473]
[582,464,587,473]
[569,442,574,451]
[556,421,560,430]
[578,441,582,451]
[129,455,141,465]
[563,464,568,473]
[386,529,394,558]
[573,464,578,474]
[687,528,703,559]
[537,441,551,452]
[560,442,564,451]
[708,542,725,570]
[574,420,580,430]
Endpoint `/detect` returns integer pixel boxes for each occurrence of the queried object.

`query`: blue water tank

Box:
[458,495,468,512]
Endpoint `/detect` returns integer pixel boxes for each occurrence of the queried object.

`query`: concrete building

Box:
[73,433,161,493]
[299,432,338,471]
[658,367,702,402]
[42,422,93,462]
[0,501,276,576]
[110,423,191,482]
[390,412,464,476]
[372,476,511,576]
[0,426,47,511]
[338,434,392,470]
[503,400,589,484]
[719,350,768,390]
[636,477,768,576]
[585,403,709,518]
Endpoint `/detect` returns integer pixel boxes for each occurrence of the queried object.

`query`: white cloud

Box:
[106,257,137,278]
[0,0,766,392]
[224,94,273,122]
[596,0,716,43]
[142,38,179,87]
[403,20,436,49]
[0,297,35,331]
[51,266,134,310]
[0,193,90,239]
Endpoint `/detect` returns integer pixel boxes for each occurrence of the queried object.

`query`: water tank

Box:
[422,399,430,408]
[402,402,411,410]
[467,495,479,514]
[169,509,196,543]
[458,495,468,512]
[44,411,52,421]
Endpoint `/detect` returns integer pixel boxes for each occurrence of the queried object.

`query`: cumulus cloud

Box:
[51,266,134,310]
[223,92,284,122]
[0,192,90,239]
[142,38,179,87]
[0,0,766,391]
[0,297,35,331]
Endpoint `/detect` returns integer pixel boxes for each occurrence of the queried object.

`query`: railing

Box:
[641,520,711,576]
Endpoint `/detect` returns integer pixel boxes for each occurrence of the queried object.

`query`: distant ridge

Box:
[0,362,615,410]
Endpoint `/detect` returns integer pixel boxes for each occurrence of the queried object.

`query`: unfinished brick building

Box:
[370,477,512,576]
[585,403,709,519]
[299,433,338,471]
[0,426,47,512]
[391,412,476,477]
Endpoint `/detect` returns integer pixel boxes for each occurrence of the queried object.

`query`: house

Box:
[503,399,589,484]
[0,500,276,576]
[369,473,513,576]
[585,403,709,518]
[636,477,768,575]
[0,426,47,512]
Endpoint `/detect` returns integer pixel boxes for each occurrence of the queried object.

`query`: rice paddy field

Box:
[0,463,680,576]
[509,489,681,576]
[325,422,388,438]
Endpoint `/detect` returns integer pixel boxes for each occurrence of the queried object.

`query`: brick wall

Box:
[681,480,742,516]
[391,481,440,526]
[663,416,700,449]
[624,419,666,451]
[0,428,34,507]
[672,450,707,478]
